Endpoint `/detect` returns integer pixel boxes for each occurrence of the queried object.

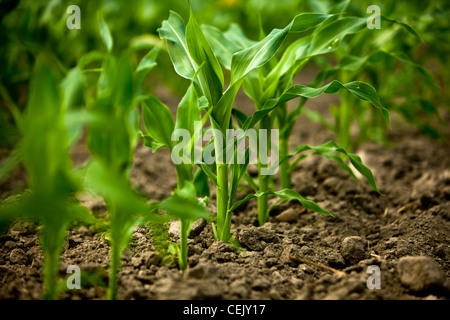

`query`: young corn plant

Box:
[203,10,390,225]
[158,8,365,242]
[139,81,211,270]
[0,55,95,299]
[81,15,168,299]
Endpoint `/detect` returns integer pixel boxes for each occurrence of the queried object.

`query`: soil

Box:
[0,75,449,300]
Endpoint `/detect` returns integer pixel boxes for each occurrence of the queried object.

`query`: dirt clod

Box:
[341,236,366,266]
[398,256,448,294]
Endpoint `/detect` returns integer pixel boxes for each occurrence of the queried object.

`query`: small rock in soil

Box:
[237,226,280,251]
[188,219,207,239]
[341,236,366,266]
[9,248,28,265]
[326,252,346,269]
[169,219,206,239]
[322,176,342,195]
[184,262,217,280]
[141,251,160,267]
[275,208,301,222]
[398,256,448,293]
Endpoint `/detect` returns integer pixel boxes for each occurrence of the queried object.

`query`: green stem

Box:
[43,249,59,300]
[216,163,229,242]
[257,117,271,225]
[107,238,120,300]
[337,72,351,151]
[257,173,268,225]
[279,137,291,189]
[179,219,189,270]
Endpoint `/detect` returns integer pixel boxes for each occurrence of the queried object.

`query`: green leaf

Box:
[228,147,251,209]
[160,185,210,222]
[290,13,334,33]
[175,83,201,137]
[308,17,366,56]
[141,95,175,150]
[186,7,224,106]
[98,14,113,52]
[286,140,380,193]
[381,15,423,42]
[135,46,160,94]
[243,80,390,131]
[228,189,332,216]
[159,11,197,80]
[193,168,210,197]
[213,79,243,132]
[140,133,165,153]
[202,24,242,70]
[231,26,290,84]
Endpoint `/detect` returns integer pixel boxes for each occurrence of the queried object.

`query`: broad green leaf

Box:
[61,67,85,146]
[23,55,68,192]
[228,147,251,209]
[381,15,423,42]
[308,17,366,56]
[141,133,165,153]
[160,182,210,221]
[141,95,175,150]
[243,80,390,131]
[186,7,224,106]
[284,140,380,193]
[223,23,256,49]
[159,11,197,80]
[98,14,113,52]
[213,79,243,132]
[198,163,218,187]
[290,13,334,33]
[175,83,201,136]
[202,24,242,69]
[193,167,210,197]
[230,26,290,84]
[135,46,160,94]
[228,188,332,216]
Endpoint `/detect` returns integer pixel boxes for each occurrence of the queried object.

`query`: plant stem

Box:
[279,137,291,189]
[179,219,189,270]
[257,117,271,226]
[216,163,229,242]
[43,248,59,300]
[107,202,121,300]
[257,172,268,225]
[337,72,351,151]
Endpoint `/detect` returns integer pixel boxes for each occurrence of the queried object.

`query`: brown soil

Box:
[0,79,449,300]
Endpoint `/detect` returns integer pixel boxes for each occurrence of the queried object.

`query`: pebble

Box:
[340,236,366,265]
[275,208,300,222]
[322,176,342,195]
[326,252,346,269]
[168,219,206,239]
[238,226,280,251]
[398,256,448,293]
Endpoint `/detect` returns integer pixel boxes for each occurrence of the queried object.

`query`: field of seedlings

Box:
[0,0,449,302]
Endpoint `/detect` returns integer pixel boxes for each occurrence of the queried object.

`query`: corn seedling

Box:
[80,15,168,299]
[140,81,212,270]
[202,7,392,225]
[158,8,378,241]
[0,55,95,299]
